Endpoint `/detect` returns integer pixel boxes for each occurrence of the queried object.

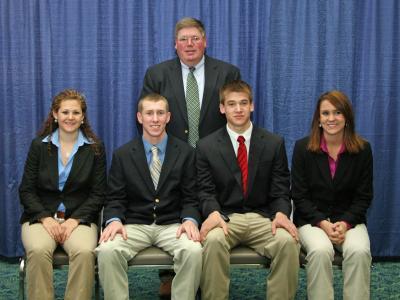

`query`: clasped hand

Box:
[41,217,79,244]
[319,220,348,244]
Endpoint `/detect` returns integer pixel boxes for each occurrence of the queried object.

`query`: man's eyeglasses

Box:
[177,36,203,44]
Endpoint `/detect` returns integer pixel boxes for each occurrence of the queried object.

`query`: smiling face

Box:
[220,91,254,133]
[52,99,84,135]
[175,26,207,67]
[319,99,346,139]
[137,99,171,144]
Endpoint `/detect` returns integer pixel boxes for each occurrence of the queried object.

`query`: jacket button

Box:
[184,130,188,134]
[153,213,156,218]
[155,198,160,203]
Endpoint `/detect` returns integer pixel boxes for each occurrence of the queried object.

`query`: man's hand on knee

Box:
[200,211,228,241]
[99,221,127,243]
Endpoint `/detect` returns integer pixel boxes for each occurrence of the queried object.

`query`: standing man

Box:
[141,17,240,295]
[141,17,241,146]
[96,94,202,300]
[197,80,299,300]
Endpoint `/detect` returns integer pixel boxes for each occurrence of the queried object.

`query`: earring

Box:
[81,120,84,124]
[318,123,322,127]
[54,118,58,123]
[345,123,348,127]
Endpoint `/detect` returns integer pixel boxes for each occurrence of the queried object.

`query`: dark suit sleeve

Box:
[196,142,222,218]
[70,144,106,221]
[179,148,201,223]
[291,140,327,225]
[103,150,129,224]
[19,139,53,221]
[268,138,292,217]
[140,67,159,97]
[339,143,373,225]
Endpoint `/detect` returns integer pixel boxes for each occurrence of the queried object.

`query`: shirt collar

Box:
[180,55,205,71]
[142,134,168,154]
[226,122,253,142]
[42,129,93,147]
[320,135,345,154]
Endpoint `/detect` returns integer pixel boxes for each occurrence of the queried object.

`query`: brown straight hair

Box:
[307,90,366,153]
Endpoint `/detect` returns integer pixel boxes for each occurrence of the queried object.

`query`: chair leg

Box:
[95,263,100,300]
[19,257,25,300]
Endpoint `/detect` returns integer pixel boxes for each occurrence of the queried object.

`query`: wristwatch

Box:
[220,214,230,222]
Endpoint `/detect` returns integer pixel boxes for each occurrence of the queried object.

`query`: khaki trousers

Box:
[299,224,371,300]
[201,213,299,300]
[21,222,98,300]
[96,223,202,300]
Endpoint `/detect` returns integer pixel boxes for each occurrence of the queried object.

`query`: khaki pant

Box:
[201,213,299,300]
[96,223,202,300]
[21,222,98,300]
[299,223,371,300]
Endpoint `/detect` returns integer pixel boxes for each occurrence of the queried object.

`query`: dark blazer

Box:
[103,135,200,225]
[19,137,106,224]
[291,137,373,227]
[140,55,241,142]
[196,126,291,219]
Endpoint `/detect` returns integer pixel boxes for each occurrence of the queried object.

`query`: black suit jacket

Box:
[291,137,373,227]
[103,135,200,225]
[140,55,241,142]
[19,137,106,224]
[196,126,291,219]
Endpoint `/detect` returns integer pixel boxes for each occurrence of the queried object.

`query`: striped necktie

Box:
[150,146,162,189]
[186,67,200,147]
[237,136,248,196]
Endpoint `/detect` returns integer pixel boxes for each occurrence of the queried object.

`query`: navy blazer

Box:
[103,135,200,225]
[140,55,241,142]
[19,137,106,224]
[196,126,291,219]
[291,136,373,227]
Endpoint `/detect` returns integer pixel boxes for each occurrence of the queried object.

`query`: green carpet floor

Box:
[1,257,399,299]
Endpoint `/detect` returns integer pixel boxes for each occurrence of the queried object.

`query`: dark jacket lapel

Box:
[63,145,91,190]
[156,138,180,192]
[314,152,334,188]
[201,55,219,124]
[247,128,264,196]
[130,138,155,192]
[217,128,242,188]
[333,151,352,186]
[170,58,188,125]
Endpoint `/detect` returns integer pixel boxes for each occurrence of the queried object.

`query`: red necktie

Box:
[237,136,248,196]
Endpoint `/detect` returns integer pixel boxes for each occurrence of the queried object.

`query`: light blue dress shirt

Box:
[42,129,93,212]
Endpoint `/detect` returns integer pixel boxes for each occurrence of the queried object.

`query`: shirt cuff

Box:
[182,217,198,227]
[106,217,121,226]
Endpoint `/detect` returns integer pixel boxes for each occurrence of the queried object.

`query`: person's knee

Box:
[275,229,299,253]
[345,245,371,262]
[202,228,228,248]
[26,244,53,261]
[307,242,334,263]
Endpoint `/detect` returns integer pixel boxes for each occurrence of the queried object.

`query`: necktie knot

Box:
[151,145,158,156]
[189,66,195,73]
[237,135,245,144]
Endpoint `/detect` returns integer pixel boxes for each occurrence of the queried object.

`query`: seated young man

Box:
[96,94,202,300]
[197,80,299,300]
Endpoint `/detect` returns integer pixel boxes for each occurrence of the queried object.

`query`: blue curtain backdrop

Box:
[1,0,399,257]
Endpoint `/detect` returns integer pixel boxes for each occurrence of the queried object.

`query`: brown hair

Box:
[307,90,366,153]
[137,93,169,112]
[38,89,102,155]
[175,17,206,38]
[219,80,253,105]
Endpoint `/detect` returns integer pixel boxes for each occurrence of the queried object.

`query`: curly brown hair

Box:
[38,89,102,155]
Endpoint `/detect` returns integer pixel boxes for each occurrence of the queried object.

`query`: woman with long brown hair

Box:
[291,90,373,300]
[19,89,106,300]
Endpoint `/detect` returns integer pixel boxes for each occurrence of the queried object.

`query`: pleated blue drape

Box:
[1,0,399,257]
